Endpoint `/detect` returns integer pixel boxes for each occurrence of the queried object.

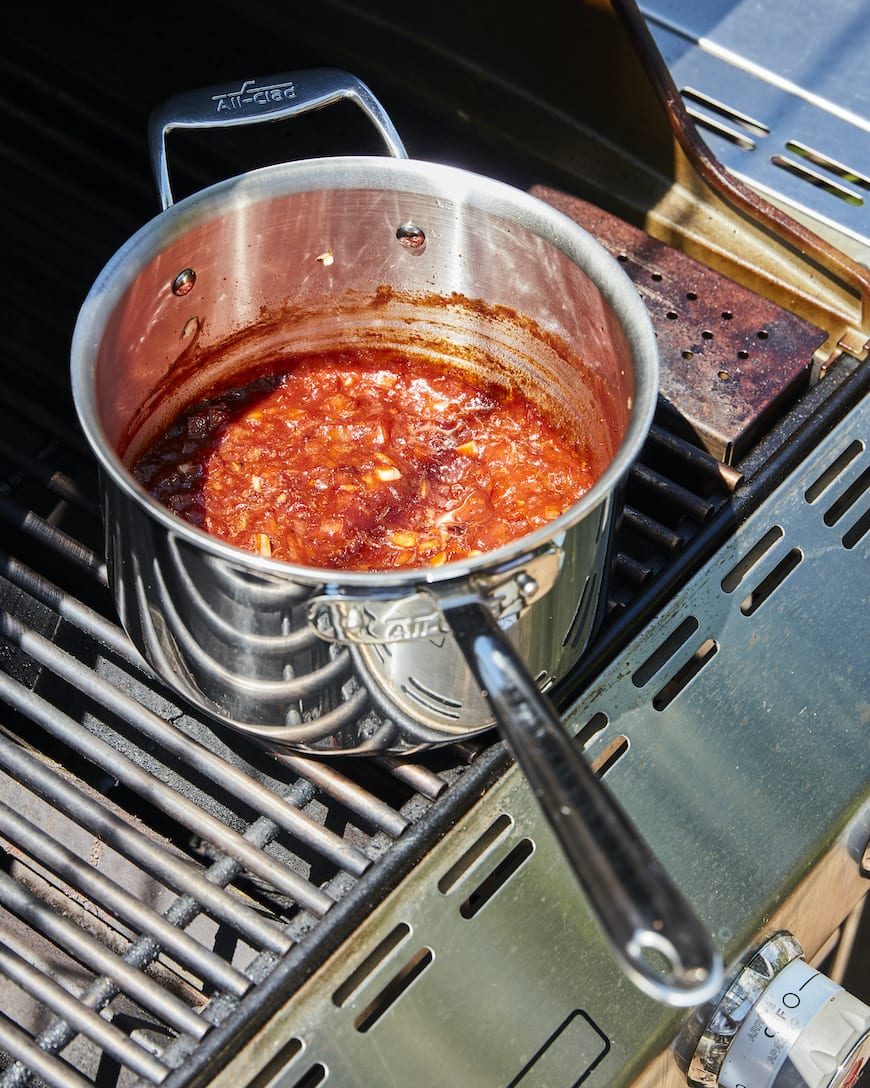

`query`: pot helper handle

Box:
[444,599,723,1007]
[148,67,408,209]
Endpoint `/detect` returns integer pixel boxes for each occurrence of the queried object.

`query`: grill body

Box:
[0,2,867,1086]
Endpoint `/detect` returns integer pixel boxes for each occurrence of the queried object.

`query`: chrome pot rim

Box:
[71,154,659,590]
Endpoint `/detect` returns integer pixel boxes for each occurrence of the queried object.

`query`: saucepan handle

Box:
[444,600,723,1007]
[148,67,408,209]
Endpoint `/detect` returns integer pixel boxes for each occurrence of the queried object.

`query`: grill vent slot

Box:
[652,640,719,711]
[353,947,434,1033]
[680,87,769,136]
[286,1062,328,1088]
[332,923,412,1008]
[437,814,513,895]
[576,711,608,749]
[740,549,803,616]
[804,438,869,548]
[632,616,699,687]
[589,735,630,777]
[680,86,767,149]
[770,154,864,207]
[805,440,864,503]
[842,508,870,550]
[459,839,535,920]
[784,141,870,193]
[721,526,785,593]
[246,1038,304,1088]
[823,466,870,529]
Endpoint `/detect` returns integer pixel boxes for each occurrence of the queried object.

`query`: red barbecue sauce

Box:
[132,347,596,570]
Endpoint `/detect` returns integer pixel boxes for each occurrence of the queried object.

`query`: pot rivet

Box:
[172,269,196,296]
[396,222,426,251]
[516,573,539,600]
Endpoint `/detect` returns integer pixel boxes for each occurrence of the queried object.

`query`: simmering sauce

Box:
[132,347,596,570]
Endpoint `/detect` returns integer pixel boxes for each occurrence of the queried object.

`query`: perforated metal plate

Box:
[536,187,828,463]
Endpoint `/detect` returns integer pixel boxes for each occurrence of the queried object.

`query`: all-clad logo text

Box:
[212,78,296,113]
[308,597,449,645]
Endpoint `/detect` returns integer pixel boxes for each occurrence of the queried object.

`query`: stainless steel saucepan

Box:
[71,68,721,1004]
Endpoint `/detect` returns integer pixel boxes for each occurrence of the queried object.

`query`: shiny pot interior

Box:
[72,156,658,748]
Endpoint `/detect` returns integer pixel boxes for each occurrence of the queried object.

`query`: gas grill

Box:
[1,2,868,1086]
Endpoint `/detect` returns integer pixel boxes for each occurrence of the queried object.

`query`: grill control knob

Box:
[688,932,870,1088]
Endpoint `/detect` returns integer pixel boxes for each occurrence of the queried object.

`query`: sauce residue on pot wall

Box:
[116,287,628,468]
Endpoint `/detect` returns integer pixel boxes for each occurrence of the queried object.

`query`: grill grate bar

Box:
[0,872,203,1043]
[0,382,89,457]
[0,650,336,918]
[629,463,716,520]
[613,552,654,587]
[0,937,169,1084]
[0,798,250,998]
[647,424,744,491]
[621,507,684,552]
[376,757,451,801]
[0,807,322,1088]
[0,496,107,585]
[0,550,143,668]
[2,615,372,880]
[0,718,293,955]
[265,749,409,839]
[0,439,99,517]
[0,550,430,853]
[0,1012,91,1088]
